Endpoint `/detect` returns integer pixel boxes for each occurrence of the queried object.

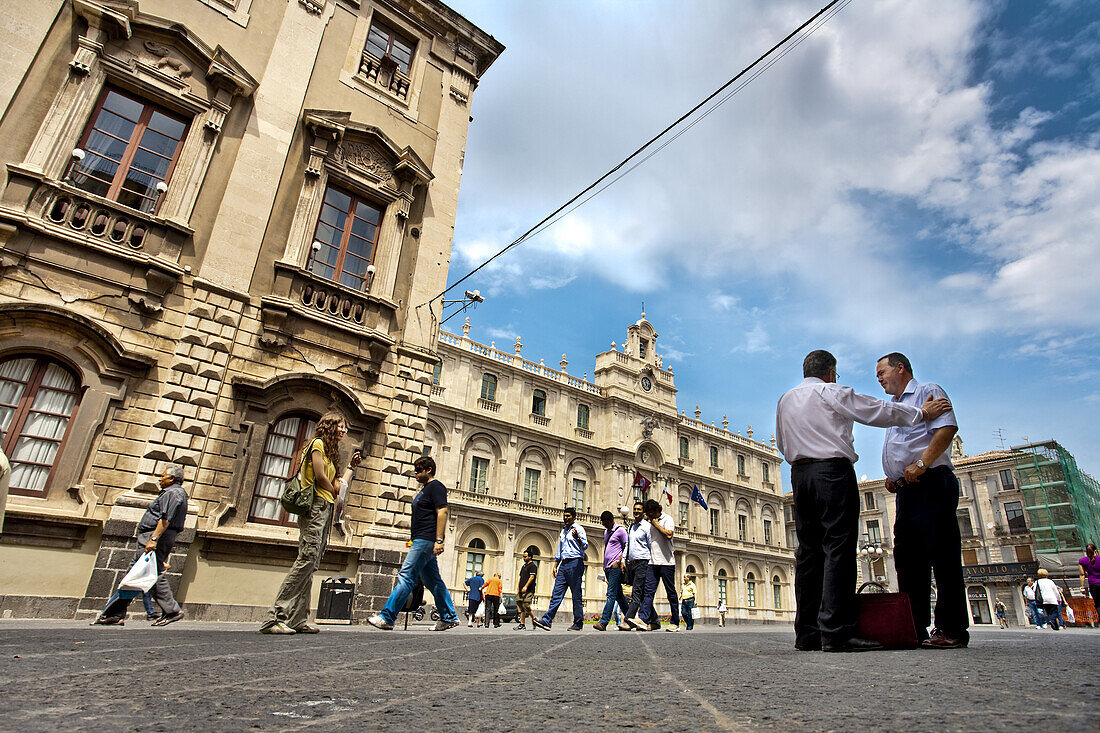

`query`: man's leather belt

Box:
[791,457,848,467]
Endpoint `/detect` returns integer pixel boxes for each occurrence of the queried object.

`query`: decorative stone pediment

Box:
[304,111,434,191]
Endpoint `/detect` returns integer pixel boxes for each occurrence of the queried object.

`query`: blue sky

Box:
[442,0,1100,483]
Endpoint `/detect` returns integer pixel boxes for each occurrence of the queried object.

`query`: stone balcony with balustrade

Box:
[0,166,189,313]
[438,331,604,397]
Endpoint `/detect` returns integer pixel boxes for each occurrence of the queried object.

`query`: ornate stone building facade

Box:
[428,315,795,623]
[0,0,502,621]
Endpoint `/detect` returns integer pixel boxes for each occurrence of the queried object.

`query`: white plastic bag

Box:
[118,551,159,592]
[1064,605,1075,624]
[474,600,486,619]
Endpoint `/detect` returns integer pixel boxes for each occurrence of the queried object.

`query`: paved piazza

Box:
[0,621,1096,731]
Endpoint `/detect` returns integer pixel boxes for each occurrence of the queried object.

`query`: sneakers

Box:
[91,615,124,626]
[920,628,967,649]
[293,624,320,634]
[431,620,459,631]
[647,622,661,631]
[665,624,680,632]
[532,618,551,631]
[623,617,642,631]
[152,610,183,627]
[259,621,296,634]
[617,623,633,631]
[367,615,394,631]
[514,624,526,630]
[567,624,583,631]
[593,621,607,631]
[145,613,159,621]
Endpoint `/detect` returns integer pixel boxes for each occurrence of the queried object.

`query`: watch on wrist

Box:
[916,459,926,470]
[435,538,445,544]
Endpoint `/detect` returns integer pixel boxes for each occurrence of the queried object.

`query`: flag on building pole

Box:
[663,482,673,506]
[691,485,708,510]
[632,471,650,491]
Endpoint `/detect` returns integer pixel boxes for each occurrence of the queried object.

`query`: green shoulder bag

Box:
[280,448,314,516]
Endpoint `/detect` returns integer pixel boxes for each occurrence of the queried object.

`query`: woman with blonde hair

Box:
[260,412,361,634]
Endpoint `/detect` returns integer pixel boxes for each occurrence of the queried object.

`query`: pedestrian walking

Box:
[483,573,503,628]
[515,550,537,629]
[994,598,1008,628]
[620,501,652,631]
[681,574,697,630]
[717,601,727,627]
[261,413,361,635]
[594,510,629,631]
[1079,543,1100,614]
[532,507,587,631]
[1035,570,1064,631]
[641,498,680,632]
[92,464,188,627]
[776,349,951,653]
[877,352,967,649]
[367,455,460,631]
[1023,578,1045,628]
[465,571,485,627]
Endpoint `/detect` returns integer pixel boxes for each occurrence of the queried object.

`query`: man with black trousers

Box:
[776,350,950,652]
[877,353,966,648]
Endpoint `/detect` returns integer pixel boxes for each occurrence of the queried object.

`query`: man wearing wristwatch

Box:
[877,353,965,649]
[368,455,460,631]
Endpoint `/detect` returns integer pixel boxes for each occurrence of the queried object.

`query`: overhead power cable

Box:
[424,0,847,318]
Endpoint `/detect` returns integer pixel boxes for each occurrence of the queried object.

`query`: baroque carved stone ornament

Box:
[334,141,395,185]
[641,416,659,439]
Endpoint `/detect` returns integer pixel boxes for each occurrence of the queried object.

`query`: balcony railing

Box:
[359,53,411,100]
[677,414,780,455]
[477,398,500,412]
[575,427,594,440]
[439,331,603,396]
[530,413,550,427]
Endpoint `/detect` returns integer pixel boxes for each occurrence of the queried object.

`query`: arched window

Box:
[686,564,697,576]
[717,569,728,605]
[746,571,757,607]
[480,373,497,402]
[249,413,317,525]
[525,544,540,557]
[773,575,782,609]
[0,355,81,496]
[466,538,486,578]
[576,403,589,430]
[531,388,546,416]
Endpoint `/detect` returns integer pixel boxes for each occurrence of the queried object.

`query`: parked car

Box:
[498,593,520,624]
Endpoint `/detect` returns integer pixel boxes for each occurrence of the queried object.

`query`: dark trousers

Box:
[484,595,501,627]
[623,559,651,622]
[894,466,969,643]
[102,530,180,619]
[1089,584,1100,614]
[642,564,680,628]
[792,458,858,647]
[680,598,695,629]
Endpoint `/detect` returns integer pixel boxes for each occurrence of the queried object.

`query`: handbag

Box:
[855,582,919,650]
[280,447,314,516]
[118,551,159,592]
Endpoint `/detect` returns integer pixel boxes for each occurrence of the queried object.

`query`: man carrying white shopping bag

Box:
[92,465,189,627]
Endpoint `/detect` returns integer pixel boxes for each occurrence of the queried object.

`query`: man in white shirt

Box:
[776,350,950,653]
[641,498,681,631]
[877,353,966,649]
[620,501,652,631]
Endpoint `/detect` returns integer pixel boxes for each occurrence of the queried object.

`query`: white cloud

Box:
[451,0,1099,349]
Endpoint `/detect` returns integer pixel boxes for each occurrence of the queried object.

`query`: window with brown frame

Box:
[248,413,318,526]
[308,186,382,291]
[0,355,82,497]
[365,17,415,74]
[69,88,188,214]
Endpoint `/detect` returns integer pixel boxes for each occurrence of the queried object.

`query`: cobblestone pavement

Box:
[0,620,1096,732]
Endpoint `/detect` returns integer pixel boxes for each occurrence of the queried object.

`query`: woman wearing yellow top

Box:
[261,412,361,634]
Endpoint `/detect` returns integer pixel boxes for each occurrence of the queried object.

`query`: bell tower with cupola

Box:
[593,313,677,410]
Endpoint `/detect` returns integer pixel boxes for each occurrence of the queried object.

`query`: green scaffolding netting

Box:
[1014,441,1100,554]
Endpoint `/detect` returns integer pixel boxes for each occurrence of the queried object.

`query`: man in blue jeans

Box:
[594,510,629,631]
[533,507,588,631]
[368,456,459,631]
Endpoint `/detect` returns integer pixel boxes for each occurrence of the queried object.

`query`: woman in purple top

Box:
[1079,543,1100,613]
[595,510,630,631]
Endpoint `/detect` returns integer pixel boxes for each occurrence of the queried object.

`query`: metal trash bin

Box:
[317,576,354,624]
